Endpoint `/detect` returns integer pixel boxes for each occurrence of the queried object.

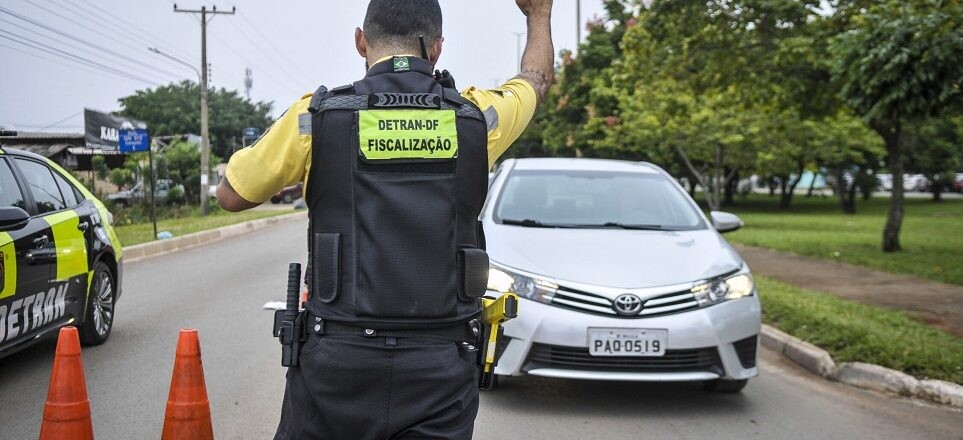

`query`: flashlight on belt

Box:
[479,293,519,390]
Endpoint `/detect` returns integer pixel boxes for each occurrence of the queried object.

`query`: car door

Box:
[12,158,88,334]
[0,157,62,348]
[49,164,95,286]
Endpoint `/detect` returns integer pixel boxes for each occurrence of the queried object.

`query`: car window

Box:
[495,170,706,231]
[15,158,66,214]
[0,160,26,210]
[51,170,80,207]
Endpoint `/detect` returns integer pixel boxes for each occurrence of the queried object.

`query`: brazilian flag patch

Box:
[392,56,411,72]
[358,109,458,161]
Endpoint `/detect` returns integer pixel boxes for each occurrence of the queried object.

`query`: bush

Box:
[759,276,963,384]
[167,185,186,205]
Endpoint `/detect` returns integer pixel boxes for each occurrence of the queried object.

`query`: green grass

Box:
[721,194,963,285]
[115,208,296,247]
[759,276,963,384]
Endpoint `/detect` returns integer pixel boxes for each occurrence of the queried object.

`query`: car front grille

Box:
[525,343,723,374]
[550,287,700,318]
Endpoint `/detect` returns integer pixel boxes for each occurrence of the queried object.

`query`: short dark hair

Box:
[363,0,443,51]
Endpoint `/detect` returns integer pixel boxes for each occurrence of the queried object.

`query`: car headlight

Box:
[691,273,754,307]
[488,266,557,304]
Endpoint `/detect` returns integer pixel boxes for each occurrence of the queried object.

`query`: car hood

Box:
[484,223,744,288]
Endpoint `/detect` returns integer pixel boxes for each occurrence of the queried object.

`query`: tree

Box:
[540,1,633,158]
[155,140,221,203]
[91,155,109,181]
[831,0,963,251]
[815,112,885,213]
[906,116,963,202]
[118,80,274,159]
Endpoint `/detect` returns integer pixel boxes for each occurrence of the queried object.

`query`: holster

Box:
[274,309,308,367]
[475,318,503,390]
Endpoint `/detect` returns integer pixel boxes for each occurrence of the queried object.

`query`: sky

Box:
[0,0,607,133]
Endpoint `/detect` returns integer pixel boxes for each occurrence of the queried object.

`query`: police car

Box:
[0,147,123,358]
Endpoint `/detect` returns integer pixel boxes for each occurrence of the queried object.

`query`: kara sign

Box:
[84,109,148,152]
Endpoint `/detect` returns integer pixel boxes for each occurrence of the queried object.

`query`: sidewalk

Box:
[733,244,963,338]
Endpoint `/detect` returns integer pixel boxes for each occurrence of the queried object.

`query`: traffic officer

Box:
[217,0,554,438]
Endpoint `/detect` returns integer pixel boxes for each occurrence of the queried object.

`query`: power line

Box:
[0,17,180,83]
[0,41,116,81]
[75,0,196,62]
[12,0,187,78]
[233,8,315,84]
[222,15,312,91]
[206,31,303,97]
[47,0,245,89]
[0,6,179,82]
[0,31,161,85]
[49,0,198,76]
[38,111,84,131]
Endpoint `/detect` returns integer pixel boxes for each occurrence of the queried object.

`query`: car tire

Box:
[702,379,748,393]
[283,193,294,204]
[79,261,116,346]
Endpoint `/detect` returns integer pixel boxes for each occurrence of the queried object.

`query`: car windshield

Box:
[494,169,706,231]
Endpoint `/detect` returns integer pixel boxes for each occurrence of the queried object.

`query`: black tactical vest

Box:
[305,56,490,329]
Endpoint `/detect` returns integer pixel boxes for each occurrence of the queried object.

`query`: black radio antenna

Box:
[419,35,429,60]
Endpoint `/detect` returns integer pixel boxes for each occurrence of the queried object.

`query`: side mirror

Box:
[0,206,30,232]
[710,211,743,234]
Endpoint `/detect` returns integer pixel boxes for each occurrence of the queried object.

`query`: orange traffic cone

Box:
[39,326,94,440]
[161,329,214,440]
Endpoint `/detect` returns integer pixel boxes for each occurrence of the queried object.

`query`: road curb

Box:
[122,211,308,263]
[760,324,963,409]
[760,324,836,378]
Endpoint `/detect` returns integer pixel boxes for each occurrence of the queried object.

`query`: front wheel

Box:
[79,261,116,346]
[702,379,748,393]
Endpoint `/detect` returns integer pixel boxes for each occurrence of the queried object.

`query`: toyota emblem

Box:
[613,294,643,316]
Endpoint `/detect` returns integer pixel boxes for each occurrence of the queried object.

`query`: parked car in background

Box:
[877,174,930,192]
[270,183,303,204]
[0,147,123,358]
[107,179,182,207]
[484,158,760,392]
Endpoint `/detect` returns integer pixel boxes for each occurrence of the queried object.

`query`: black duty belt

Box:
[307,316,479,343]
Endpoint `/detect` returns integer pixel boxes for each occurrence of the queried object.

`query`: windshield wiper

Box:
[597,222,667,231]
[501,218,558,228]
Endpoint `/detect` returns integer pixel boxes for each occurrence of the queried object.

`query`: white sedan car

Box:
[485,158,761,392]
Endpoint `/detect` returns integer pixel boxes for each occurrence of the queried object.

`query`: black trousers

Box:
[274,334,480,440]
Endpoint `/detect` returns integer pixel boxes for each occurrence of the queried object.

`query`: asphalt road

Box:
[2,219,961,439]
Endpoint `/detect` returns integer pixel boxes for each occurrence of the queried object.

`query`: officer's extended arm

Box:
[216,178,259,212]
[515,0,555,105]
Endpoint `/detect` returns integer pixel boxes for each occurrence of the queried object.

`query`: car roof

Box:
[508,158,663,174]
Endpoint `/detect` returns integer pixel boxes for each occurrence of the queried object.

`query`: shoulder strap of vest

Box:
[309,84,367,114]
[307,85,329,114]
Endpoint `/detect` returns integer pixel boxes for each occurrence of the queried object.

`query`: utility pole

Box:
[173,3,235,216]
[513,31,526,70]
[576,0,581,54]
[244,67,253,100]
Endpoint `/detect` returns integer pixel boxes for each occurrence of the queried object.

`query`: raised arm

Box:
[514,0,555,106]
